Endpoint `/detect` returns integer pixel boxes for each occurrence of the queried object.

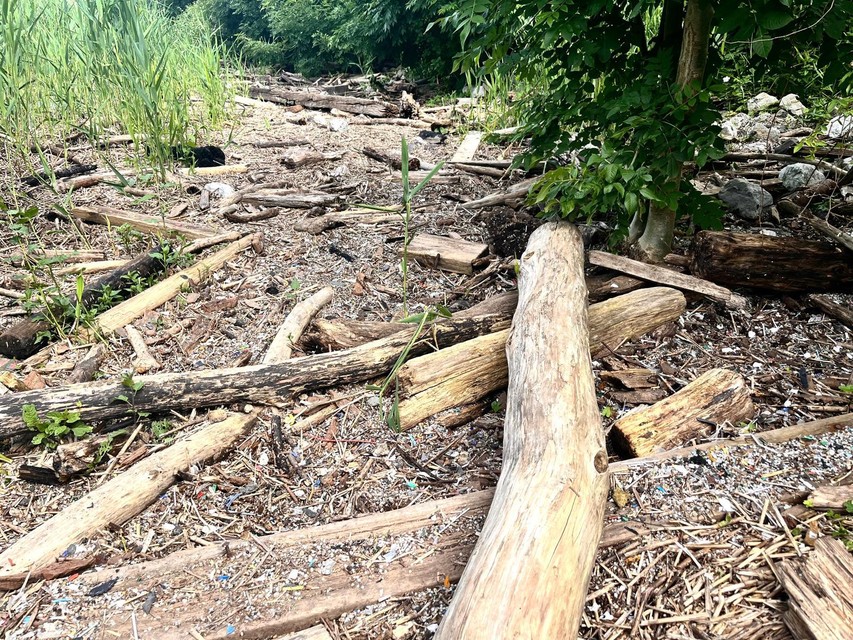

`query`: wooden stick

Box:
[610,413,853,471]
[437,222,608,639]
[177,164,248,176]
[801,211,853,254]
[263,287,334,363]
[588,250,748,309]
[450,131,483,163]
[71,204,217,239]
[808,294,853,329]
[611,368,755,458]
[807,484,853,510]
[67,343,106,384]
[720,152,846,179]
[124,325,160,373]
[0,412,258,579]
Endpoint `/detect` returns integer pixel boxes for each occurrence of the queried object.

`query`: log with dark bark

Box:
[0,313,511,445]
[690,231,853,293]
[436,222,608,639]
[362,146,420,171]
[0,245,170,359]
[21,163,98,187]
[249,86,400,118]
[280,149,344,169]
[611,368,755,458]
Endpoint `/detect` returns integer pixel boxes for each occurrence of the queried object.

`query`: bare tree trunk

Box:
[636,0,713,263]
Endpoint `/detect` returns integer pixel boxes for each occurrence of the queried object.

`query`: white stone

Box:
[779,163,826,190]
[827,115,853,139]
[780,93,806,116]
[747,92,779,113]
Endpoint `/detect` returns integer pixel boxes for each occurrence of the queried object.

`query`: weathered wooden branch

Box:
[242,190,341,209]
[67,343,107,384]
[437,222,608,639]
[294,209,399,235]
[0,313,510,444]
[405,234,489,275]
[462,176,538,209]
[223,207,282,223]
[800,211,853,254]
[124,324,160,373]
[720,152,846,179]
[611,368,755,458]
[775,537,853,639]
[250,86,400,118]
[71,204,217,239]
[281,149,344,169]
[396,287,686,430]
[808,294,853,329]
[263,287,335,363]
[589,250,748,309]
[363,146,420,170]
[690,231,853,293]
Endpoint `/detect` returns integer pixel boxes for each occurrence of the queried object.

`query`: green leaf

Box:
[757,9,794,31]
[22,404,42,429]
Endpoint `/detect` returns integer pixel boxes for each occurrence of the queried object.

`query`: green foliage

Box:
[150,419,174,441]
[22,403,92,449]
[0,0,232,178]
[117,371,151,420]
[183,0,459,79]
[444,0,853,241]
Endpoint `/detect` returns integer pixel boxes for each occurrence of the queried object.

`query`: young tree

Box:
[443,0,853,261]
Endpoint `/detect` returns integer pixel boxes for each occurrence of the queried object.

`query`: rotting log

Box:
[589,250,748,309]
[611,368,755,458]
[0,245,171,359]
[0,412,258,579]
[250,86,400,118]
[775,537,853,640]
[396,287,686,430]
[436,222,609,639]
[690,231,853,294]
[0,313,511,444]
[71,204,217,239]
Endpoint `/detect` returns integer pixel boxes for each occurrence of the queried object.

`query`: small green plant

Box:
[22,404,92,449]
[399,137,444,315]
[601,406,613,418]
[116,371,150,421]
[490,399,502,413]
[840,384,853,394]
[150,419,173,441]
[92,429,128,465]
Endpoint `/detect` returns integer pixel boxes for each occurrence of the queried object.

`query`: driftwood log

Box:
[396,287,687,430]
[437,222,609,638]
[611,368,755,458]
[71,204,217,239]
[0,313,511,444]
[250,86,400,118]
[690,231,853,293]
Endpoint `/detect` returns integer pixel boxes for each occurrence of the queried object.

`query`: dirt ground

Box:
[1,92,852,639]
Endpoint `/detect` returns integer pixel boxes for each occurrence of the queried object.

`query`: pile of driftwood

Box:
[2,218,851,638]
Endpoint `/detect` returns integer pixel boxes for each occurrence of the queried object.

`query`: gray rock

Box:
[718,178,774,221]
[826,115,853,139]
[747,92,779,113]
[779,163,826,190]
[719,113,750,141]
[780,94,806,116]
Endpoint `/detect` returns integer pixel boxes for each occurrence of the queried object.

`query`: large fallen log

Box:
[249,86,400,118]
[437,222,609,638]
[396,287,687,430]
[611,368,755,458]
[589,250,748,309]
[0,244,171,359]
[690,231,853,293]
[0,313,511,444]
[775,537,853,639]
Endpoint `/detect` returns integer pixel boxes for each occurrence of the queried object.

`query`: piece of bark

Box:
[18,430,126,484]
[601,368,658,389]
[0,245,172,359]
[124,325,160,373]
[264,287,334,363]
[611,369,755,458]
[608,388,668,405]
[250,86,400,118]
[0,412,257,578]
[775,537,853,640]
[67,344,107,384]
[224,207,282,223]
[395,287,685,430]
[450,131,483,163]
[252,139,311,148]
[281,150,344,169]
[242,191,341,209]
[808,295,853,329]
[0,555,102,591]
[806,485,853,510]
[437,223,608,639]
[589,250,748,309]
[177,164,247,177]
[294,210,399,235]
[690,231,853,294]
[586,274,646,302]
[363,146,420,171]
[71,204,217,239]
[405,234,489,275]
[56,169,138,193]
[0,313,511,442]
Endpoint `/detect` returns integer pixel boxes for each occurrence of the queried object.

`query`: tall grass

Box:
[0,0,234,179]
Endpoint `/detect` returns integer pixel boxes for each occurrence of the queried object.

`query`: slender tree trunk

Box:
[636,0,713,263]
